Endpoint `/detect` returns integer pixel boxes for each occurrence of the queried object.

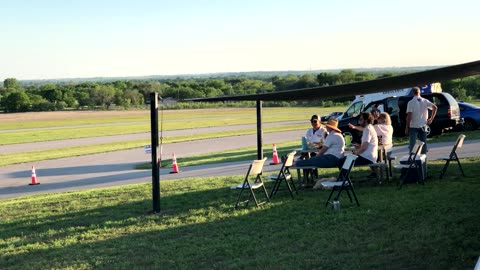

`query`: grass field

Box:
[1,158,479,269]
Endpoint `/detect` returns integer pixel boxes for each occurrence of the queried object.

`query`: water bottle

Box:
[301,136,308,150]
[333,200,340,211]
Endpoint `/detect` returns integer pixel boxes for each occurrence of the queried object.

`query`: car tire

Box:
[462,118,477,131]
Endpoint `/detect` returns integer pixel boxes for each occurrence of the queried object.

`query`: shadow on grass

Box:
[1,162,479,269]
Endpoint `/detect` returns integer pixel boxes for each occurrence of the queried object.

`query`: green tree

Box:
[92,85,116,109]
[3,78,22,90]
[2,91,31,112]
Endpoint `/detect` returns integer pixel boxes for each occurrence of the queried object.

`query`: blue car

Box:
[458,101,480,131]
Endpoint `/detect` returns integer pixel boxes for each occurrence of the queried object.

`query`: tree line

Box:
[1,70,479,113]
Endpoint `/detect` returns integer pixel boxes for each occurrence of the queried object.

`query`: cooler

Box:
[399,154,427,183]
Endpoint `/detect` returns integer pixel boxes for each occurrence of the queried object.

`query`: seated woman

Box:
[295,118,345,168]
[374,112,394,155]
[340,112,378,175]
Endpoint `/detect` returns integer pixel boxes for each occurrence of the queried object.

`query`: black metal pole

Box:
[150,92,160,213]
[256,100,263,160]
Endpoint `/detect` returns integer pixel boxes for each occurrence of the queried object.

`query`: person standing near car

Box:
[405,87,437,154]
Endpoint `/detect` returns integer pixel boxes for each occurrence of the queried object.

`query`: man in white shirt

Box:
[295,118,345,168]
[405,87,437,154]
[305,114,327,145]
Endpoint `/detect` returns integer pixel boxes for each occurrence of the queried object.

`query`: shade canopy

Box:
[188,60,480,102]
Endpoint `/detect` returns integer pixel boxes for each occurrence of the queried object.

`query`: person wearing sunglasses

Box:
[305,115,327,149]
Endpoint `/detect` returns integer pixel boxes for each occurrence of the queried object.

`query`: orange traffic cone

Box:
[270,144,280,165]
[170,153,179,174]
[29,166,40,185]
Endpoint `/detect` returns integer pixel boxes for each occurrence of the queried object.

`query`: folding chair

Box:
[394,140,424,189]
[321,154,359,207]
[233,157,269,209]
[439,134,466,179]
[269,151,297,198]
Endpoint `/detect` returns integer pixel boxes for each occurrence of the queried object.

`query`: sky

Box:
[1,0,479,80]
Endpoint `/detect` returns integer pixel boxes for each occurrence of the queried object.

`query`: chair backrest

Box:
[284,151,297,167]
[343,132,352,148]
[249,157,267,176]
[407,140,425,163]
[341,154,358,171]
[450,134,466,156]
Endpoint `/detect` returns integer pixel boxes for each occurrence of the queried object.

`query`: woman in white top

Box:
[340,112,378,173]
[374,112,394,153]
[295,118,344,168]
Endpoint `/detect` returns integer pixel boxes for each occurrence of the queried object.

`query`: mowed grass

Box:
[1,159,479,269]
[0,107,335,144]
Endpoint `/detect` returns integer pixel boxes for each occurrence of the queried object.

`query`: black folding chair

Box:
[439,134,466,179]
[269,151,297,198]
[394,140,424,189]
[233,157,269,209]
[321,154,359,207]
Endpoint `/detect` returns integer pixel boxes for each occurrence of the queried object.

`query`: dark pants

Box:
[295,154,339,168]
[409,127,428,154]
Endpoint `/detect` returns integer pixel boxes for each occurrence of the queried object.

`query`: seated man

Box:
[295,118,345,168]
[305,114,327,148]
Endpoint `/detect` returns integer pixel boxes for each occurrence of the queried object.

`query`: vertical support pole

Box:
[256,100,263,160]
[150,92,160,213]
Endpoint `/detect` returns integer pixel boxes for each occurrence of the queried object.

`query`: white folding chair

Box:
[321,154,359,207]
[394,140,424,189]
[233,157,269,209]
[269,151,298,198]
[439,134,466,179]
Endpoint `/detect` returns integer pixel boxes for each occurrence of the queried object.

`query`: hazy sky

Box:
[1,0,479,80]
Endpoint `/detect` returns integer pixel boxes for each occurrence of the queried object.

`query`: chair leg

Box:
[349,187,360,206]
[289,178,298,195]
[235,184,247,209]
[248,187,259,207]
[418,166,425,185]
[284,179,295,198]
[270,179,280,197]
[398,169,409,190]
[345,188,353,203]
[261,185,270,203]
[456,158,466,177]
[325,188,336,207]
[439,160,451,179]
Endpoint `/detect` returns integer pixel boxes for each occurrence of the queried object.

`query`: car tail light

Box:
[448,107,452,118]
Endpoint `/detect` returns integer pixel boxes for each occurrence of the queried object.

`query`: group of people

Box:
[295,87,437,179]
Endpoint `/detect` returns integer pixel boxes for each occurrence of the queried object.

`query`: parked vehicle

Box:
[339,83,442,122]
[320,111,343,121]
[458,101,480,131]
[338,92,462,143]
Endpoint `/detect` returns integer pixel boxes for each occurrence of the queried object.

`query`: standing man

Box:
[405,87,438,154]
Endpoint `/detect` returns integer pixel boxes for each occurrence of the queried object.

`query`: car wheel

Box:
[463,118,477,131]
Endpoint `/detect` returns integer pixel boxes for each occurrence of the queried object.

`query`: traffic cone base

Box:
[29,166,40,185]
[170,153,179,173]
[270,144,280,165]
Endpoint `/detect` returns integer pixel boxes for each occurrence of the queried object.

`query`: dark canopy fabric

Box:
[188,60,480,102]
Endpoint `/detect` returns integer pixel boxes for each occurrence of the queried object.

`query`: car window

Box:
[345,101,363,118]
[386,98,398,114]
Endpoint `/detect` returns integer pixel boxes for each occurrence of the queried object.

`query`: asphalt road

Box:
[1,127,479,199]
